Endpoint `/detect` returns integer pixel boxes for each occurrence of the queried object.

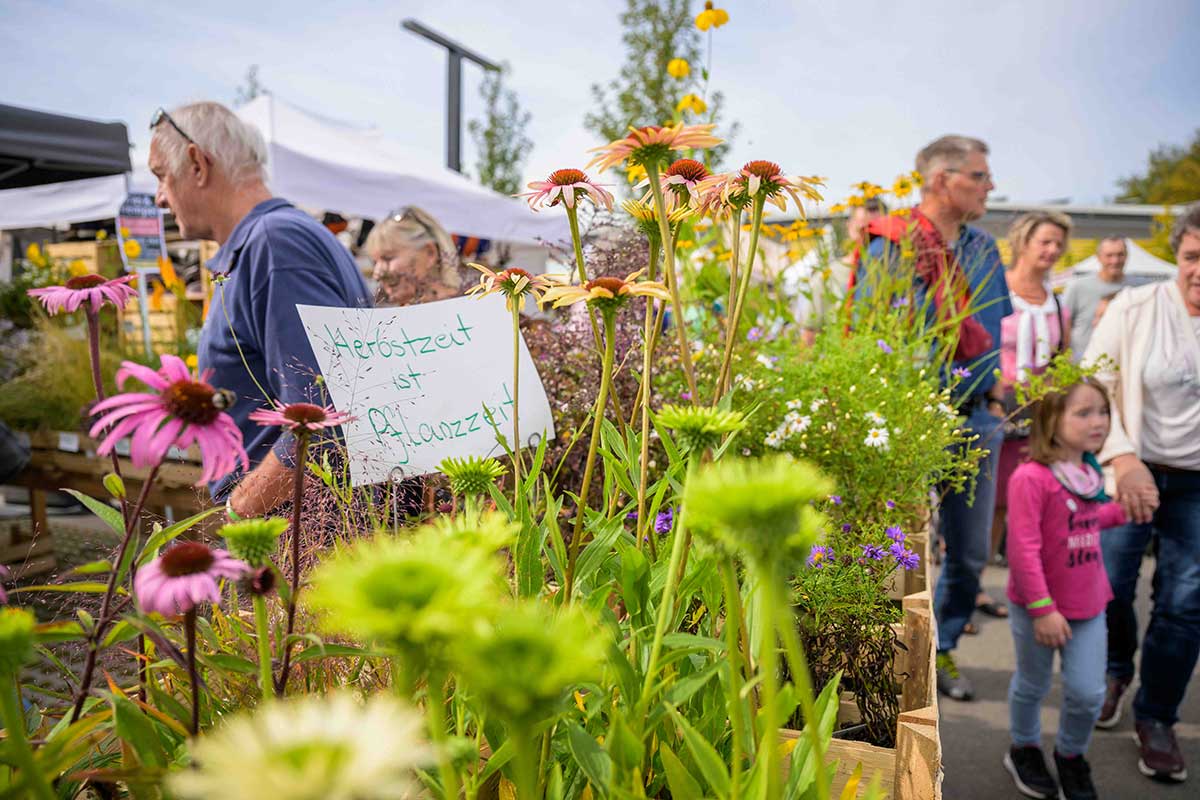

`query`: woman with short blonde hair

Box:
[364,206,462,306]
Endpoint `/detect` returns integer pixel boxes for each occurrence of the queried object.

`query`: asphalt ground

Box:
[939,561,1200,799]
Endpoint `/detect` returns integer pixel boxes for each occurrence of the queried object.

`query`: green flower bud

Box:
[437,455,507,498]
[103,472,126,499]
[220,517,288,568]
[656,404,746,454]
[0,607,36,674]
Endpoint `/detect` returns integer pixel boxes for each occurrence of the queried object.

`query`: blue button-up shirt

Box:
[859,222,1012,398]
[198,198,371,500]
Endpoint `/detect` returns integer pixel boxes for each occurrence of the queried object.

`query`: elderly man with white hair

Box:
[148,102,371,517]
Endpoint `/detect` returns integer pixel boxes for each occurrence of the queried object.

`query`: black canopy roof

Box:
[0,104,131,189]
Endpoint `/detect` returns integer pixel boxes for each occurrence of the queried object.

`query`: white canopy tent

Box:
[1051,238,1176,289]
[0,95,569,252]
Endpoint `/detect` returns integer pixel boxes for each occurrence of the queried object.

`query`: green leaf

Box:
[200,653,258,675]
[566,721,612,794]
[63,489,124,536]
[545,762,564,800]
[11,582,111,594]
[34,620,86,644]
[110,693,166,768]
[660,743,704,800]
[516,517,550,599]
[665,659,723,707]
[135,507,223,568]
[574,515,623,590]
[665,703,729,796]
[292,643,380,663]
[616,540,649,619]
[103,620,141,648]
[69,559,113,576]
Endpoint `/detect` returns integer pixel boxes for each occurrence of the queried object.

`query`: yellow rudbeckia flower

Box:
[123,239,142,260]
[695,1,730,31]
[892,175,914,198]
[667,58,690,79]
[675,93,708,115]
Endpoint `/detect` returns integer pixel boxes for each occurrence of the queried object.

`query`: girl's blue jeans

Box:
[1008,606,1106,757]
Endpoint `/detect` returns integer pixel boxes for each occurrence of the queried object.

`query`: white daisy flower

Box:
[864,427,890,449]
[810,398,827,413]
[170,692,431,800]
[865,411,886,426]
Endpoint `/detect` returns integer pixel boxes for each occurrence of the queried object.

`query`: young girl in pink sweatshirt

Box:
[1002,377,1127,800]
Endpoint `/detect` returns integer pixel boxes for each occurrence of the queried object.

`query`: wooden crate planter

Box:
[43,241,123,278]
[5,430,208,576]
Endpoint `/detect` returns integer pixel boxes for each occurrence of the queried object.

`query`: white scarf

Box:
[1011,288,1058,382]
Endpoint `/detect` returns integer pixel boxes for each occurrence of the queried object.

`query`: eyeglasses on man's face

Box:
[946,168,993,185]
[150,107,197,147]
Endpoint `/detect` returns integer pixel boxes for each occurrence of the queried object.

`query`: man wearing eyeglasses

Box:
[148,102,371,517]
[854,135,1011,704]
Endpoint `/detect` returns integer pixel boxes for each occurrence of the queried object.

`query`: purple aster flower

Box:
[877,339,893,355]
[829,495,842,506]
[807,544,834,568]
[891,296,910,309]
[886,525,905,543]
[680,391,691,401]
[886,499,896,510]
[951,366,972,379]
[655,507,675,535]
[626,510,639,521]
[747,326,763,341]
[841,523,852,533]
[861,543,886,561]
[890,542,920,570]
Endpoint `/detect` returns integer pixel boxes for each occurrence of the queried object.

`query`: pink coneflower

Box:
[249,402,356,433]
[134,541,248,617]
[89,354,249,486]
[656,157,711,206]
[586,123,723,173]
[0,564,8,604]
[27,273,138,315]
[518,168,614,211]
[697,161,825,214]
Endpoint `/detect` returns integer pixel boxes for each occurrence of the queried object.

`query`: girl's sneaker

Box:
[1004,746,1058,799]
[1054,751,1098,800]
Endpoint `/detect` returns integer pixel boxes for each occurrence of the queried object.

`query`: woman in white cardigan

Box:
[1083,202,1200,784]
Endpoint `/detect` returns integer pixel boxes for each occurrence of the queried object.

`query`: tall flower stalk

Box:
[715,192,765,399]
[645,159,699,402]
[0,608,55,800]
[249,402,354,695]
[542,274,670,599]
[221,517,287,698]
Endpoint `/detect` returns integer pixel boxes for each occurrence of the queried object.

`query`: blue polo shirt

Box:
[858,222,1011,398]
[197,198,371,500]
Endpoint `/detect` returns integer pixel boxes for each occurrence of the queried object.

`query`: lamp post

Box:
[401,18,500,173]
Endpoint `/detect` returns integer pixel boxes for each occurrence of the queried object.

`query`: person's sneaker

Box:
[1135,719,1187,782]
[936,651,974,701]
[1003,746,1058,799]
[1095,675,1131,729]
[1054,751,1098,800]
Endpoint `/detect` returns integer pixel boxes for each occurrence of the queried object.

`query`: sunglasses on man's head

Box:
[150,107,197,147]
[384,207,437,239]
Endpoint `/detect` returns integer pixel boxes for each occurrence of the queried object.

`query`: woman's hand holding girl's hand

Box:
[1113,454,1160,524]
[1033,611,1072,649]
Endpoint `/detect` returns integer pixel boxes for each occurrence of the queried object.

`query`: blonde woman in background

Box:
[364,206,462,306]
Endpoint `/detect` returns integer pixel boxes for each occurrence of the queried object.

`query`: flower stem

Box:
[563,311,616,601]
[776,590,830,800]
[715,195,765,402]
[185,607,200,736]
[512,728,539,800]
[274,433,311,697]
[85,308,128,519]
[565,204,629,431]
[511,305,523,511]
[69,463,159,724]
[637,454,698,715]
[634,295,656,551]
[427,671,460,800]
[0,674,55,800]
[720,558,747,800]
[252,593,274,699]
[645,161,698,403]
[757,567,782,800]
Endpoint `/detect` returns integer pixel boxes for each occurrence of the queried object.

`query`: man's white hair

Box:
[154,102,268,186]
[915,135,989,190]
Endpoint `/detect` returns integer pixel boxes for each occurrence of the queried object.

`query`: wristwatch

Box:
[224,496,242,522]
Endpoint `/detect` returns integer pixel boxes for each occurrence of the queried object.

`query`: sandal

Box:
[976,598,1009,618]
[962,622,979,635]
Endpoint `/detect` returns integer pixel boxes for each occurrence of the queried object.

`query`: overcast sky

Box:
[2,0,1197,206]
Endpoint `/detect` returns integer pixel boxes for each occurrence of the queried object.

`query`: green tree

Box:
[1116,129,1200,204]
[585,0,735,169]
[468,65,533,197]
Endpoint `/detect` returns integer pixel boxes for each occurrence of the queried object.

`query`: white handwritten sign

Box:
[296,297,555,487]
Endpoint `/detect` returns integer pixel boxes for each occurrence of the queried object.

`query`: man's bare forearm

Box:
[228,450,295,518]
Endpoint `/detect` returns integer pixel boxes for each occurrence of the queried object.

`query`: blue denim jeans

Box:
[1101,467,1200,725]
[935,401,1003,652]
[1009,607,1107,757]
